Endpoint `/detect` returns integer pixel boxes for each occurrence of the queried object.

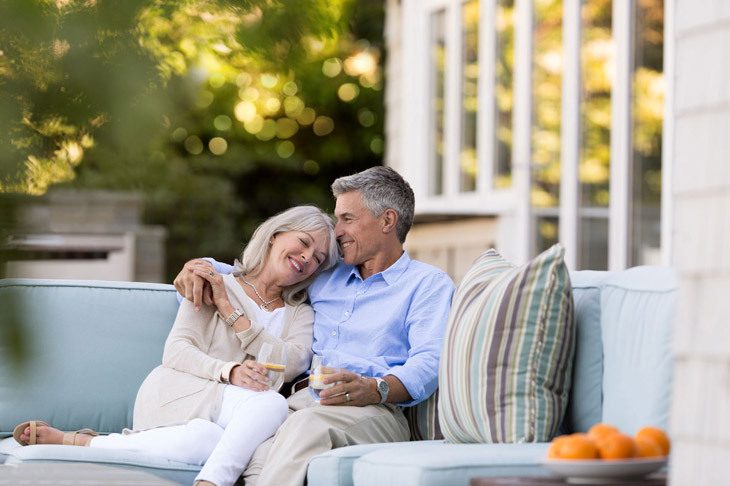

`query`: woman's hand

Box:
[192,268,230,313]
[174,259,214,311]
[229,360,271,391]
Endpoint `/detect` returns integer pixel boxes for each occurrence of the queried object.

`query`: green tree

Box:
[1,0,385,280]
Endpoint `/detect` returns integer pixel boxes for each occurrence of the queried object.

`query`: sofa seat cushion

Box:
[439,244,575,443]
[307,441,445,486]
[3,440,200,484]
[352,442,550,486]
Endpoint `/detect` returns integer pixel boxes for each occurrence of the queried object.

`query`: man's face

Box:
[333,191,383,266]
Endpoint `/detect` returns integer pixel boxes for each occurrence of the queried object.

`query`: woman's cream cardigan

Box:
[133,274,314,430]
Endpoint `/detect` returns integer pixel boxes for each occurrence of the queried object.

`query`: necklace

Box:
[241,278,281,311]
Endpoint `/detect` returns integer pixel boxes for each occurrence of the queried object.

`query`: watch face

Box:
[377,379,389,397]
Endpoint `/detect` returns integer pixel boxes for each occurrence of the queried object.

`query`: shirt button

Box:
[331,330,337,336]
[344,311,350,317]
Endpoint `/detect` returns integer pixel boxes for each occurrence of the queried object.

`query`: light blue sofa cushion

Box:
[2,438,199,484]
[352,442,550,486]
[599,266,677,433]
[563,270,613,433]
[0,279,178,436]
[308,441,445,486]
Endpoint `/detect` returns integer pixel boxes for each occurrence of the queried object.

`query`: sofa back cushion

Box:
[438,244,575,443]
[563,267,677,435]
[598,267,676,433]
[562,270,613,433]
[0,279,178,436]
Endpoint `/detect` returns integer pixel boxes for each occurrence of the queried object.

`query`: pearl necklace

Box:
[241,278,281,311]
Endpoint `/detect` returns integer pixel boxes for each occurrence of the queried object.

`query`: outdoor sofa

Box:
[0,254,676,485]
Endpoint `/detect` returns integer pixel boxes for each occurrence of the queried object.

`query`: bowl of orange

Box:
[541,424,669,484]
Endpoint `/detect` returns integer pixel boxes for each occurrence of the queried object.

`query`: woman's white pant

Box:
[90,386,288,486]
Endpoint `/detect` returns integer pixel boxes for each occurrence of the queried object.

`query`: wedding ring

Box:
[345,393,351,402]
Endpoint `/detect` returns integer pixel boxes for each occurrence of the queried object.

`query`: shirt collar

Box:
[346,251,411,285]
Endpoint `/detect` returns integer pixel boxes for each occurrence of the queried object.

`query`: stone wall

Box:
[670,1,730,484]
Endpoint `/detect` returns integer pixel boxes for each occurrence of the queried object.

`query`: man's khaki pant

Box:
[243,387,410,486]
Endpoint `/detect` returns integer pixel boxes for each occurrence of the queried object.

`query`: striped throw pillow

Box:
[438,244,575,443]
[405,389,443,441]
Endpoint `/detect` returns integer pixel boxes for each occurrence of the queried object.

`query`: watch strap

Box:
[375,377,389,404]
[224,308,244,327]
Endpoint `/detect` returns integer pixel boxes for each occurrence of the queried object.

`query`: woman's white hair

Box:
[233,205,338,305]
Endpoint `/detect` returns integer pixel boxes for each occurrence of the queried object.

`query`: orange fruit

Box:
[557,433,599,460]
[547,435,570,459]
[596,432,638,459]
[636,437,664,458]
[635,426,670,456]
[587,423,620,443]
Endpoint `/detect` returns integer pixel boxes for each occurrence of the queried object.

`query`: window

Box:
[578,0,612,270]
[629,0,664,266]
[460,0,479,192]
[494,0,515,189]
[429,9,447,196]
[530,0,562,256]
[396,0,665,269]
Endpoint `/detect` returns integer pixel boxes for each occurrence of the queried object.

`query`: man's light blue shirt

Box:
[209,251,454,406]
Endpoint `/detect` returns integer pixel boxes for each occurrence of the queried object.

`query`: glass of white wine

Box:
[258,343,287,391]
[308,355,340,402]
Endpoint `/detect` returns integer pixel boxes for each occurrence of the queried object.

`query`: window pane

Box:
[531,0,562,255]
[578,0,611,270]
[429,10,447,196]
[630,0,663,266]
[533,214,559,255]
[460,0,479,192]
[494,0,515,189]
[580,216,609,269]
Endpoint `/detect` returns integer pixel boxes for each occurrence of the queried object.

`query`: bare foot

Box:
[19,424,93,446]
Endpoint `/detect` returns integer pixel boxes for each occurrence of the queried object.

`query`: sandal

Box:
[62,428,99,446]
[13,420,49,446]
[13,420,99,447]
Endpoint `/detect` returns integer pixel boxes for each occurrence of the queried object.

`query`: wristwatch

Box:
[374,377,389,404]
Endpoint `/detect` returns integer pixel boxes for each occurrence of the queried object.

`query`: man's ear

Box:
[380,208,398,234]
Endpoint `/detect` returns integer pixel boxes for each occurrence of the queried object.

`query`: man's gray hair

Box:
[234,205,339,305]
[331,166,415,243]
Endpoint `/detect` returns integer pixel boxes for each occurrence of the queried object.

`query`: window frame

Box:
[396,0,671,269]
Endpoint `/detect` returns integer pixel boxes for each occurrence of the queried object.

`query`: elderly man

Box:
[175,166,454,485]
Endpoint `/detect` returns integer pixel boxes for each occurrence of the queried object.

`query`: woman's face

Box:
[266,230,329,286]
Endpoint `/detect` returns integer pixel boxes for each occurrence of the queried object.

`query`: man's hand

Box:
[173,259,215,311]
[319,370,380,407]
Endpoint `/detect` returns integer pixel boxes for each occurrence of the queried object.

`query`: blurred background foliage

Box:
[0,0,384,280]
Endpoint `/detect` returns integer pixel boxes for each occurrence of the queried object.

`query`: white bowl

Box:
[541,457,667,484]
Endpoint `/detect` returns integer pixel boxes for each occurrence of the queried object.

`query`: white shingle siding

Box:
[671,1,730,484]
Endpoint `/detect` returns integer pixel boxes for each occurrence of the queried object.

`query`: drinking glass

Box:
[308,355,340,402]
[258,343,287,390]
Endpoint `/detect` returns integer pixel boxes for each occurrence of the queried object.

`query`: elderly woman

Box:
[13,205,339,486]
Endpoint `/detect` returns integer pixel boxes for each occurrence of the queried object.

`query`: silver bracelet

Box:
[225,309,244,327]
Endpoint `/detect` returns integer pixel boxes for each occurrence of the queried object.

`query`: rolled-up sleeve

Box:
[388,272,454,406]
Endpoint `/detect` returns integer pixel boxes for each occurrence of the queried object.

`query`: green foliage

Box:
[1,0,385,281]
[0,194,26,370]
